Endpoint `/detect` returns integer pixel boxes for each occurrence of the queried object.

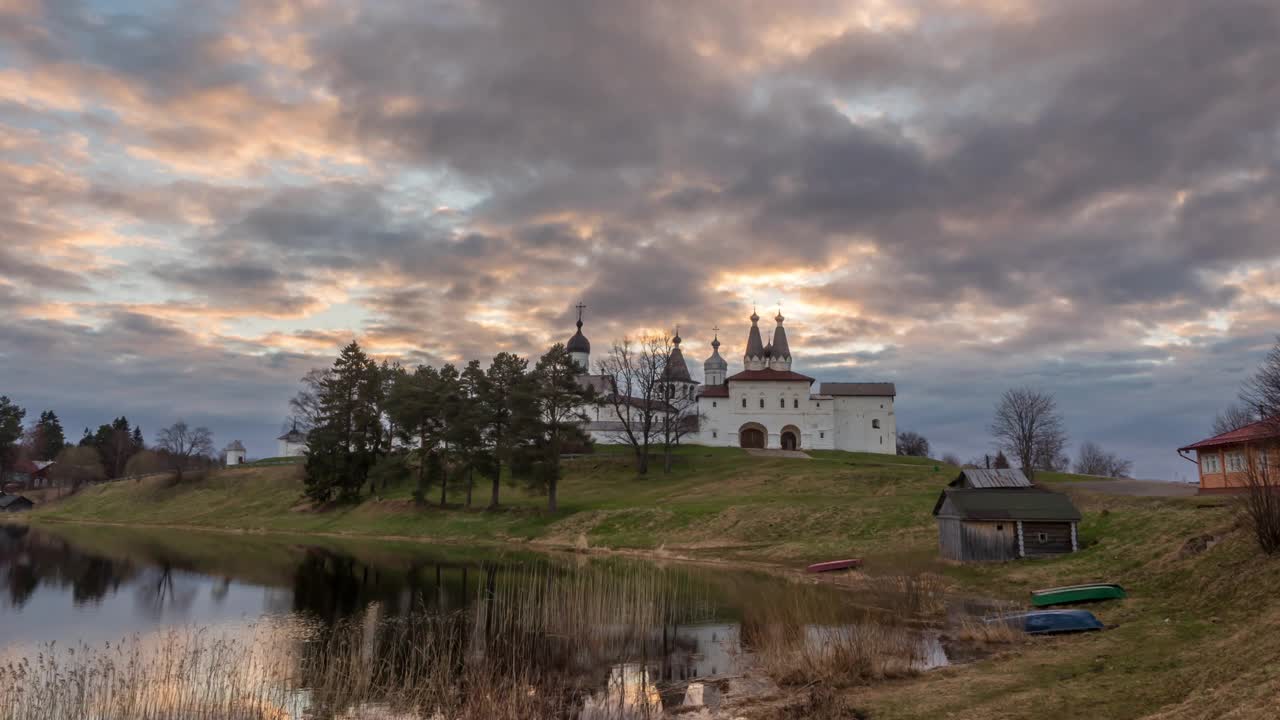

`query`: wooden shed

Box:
[932,486,1082,562]
[0,494,35,513]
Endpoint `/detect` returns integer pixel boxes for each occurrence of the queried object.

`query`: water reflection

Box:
[0,524,989,719]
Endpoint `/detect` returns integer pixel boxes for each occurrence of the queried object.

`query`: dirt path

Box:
[1049,478,1199,497]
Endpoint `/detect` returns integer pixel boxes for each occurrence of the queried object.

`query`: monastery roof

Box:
[699,385,729,398]
[726,369,815,383]
[1179,417,1280,452]
[278,428,306,442]
[819,382,897,397]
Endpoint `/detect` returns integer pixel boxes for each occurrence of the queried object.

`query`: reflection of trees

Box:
[133,563,198,619]
[0,525,137,609]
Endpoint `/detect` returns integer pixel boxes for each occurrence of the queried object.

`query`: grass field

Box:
[27,445,1280,719]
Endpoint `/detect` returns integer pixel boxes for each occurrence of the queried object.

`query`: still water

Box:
[0,524,978,719]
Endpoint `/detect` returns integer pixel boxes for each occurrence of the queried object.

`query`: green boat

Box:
[1031,583,1126,607]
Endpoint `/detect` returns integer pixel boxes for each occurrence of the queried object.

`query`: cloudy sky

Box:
[2,0,1278,478]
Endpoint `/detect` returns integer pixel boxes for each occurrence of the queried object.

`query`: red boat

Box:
[806,558,863,573]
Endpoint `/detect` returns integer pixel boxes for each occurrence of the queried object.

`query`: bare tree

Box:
[1241,439,1280,554]
[989,387,1067,480]
[289,367,332,432]
[941,453,961,466]
[155,421,215,482]
[896,431,930,457]
[1074,441,1133,478]
[596,335,669,475]
[1213,402,1257,436]
[1241,337,1280,430]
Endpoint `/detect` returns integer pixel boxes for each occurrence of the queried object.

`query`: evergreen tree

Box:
[31,410,67,460]
[131,426,145,451]
[304,341,384,503]
[0,396,26,480]
[387,364,447,506]
[994,451,1010,469]
[517,344,593,512]
[477,352,528,509]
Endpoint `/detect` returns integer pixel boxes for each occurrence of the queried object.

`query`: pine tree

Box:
[0,396,26,480]
[387,364,447,506]
[32,410,67,460]
[476,352,528,508]
[517,344,593,512]
[303,341,383,503]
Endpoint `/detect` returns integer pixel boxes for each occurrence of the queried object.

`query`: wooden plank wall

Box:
[958,520,1018,562]
[1022,521,1075,556]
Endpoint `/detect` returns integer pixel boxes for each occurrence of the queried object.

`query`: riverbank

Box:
[24,446,1280,718]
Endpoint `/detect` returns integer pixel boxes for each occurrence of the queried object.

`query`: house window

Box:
[816,402,820,408]
[742,397,747,408]
[760,398,764,408]
[780,397,786,409]
[712,431,717,438]
[712,401,717,408]
[793,398,799,409]
[996,524,1004,531]
[1202,453,1221,473]
[872,419,881,429]
[819,432,825,439]
[1037,532,1049,543]
[1226,451,1247,473]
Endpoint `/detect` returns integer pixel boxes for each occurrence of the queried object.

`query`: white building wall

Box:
[693,380,838,450]
[226,449,247,465]
[692,383,895,454]
[831,396,896,453]
[278,439,308,457]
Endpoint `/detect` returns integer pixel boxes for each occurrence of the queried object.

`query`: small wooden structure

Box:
[0,493,35,513]
[933,472,1081,562]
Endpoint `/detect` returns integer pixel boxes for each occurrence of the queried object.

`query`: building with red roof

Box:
[1178,418,1280,493]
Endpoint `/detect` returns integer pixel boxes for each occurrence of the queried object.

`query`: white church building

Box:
[568,309,897,453]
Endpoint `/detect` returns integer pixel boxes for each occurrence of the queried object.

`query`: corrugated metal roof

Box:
[932,488,1082,522]
[819,382,896,397]
[950,468,1031,489]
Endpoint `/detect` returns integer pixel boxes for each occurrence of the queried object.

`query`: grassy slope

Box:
[30,445,1280,719]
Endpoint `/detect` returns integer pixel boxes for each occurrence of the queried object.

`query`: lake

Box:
[0,523,1000,719]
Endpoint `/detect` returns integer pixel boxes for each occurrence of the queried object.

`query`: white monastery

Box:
[568,309,897,453]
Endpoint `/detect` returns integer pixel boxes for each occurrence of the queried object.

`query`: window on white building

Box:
[819,432,825,439]
[816,402,820,408]
[712,431,717,438]
[760,398,764,408]
[872,419,881,429]
[742,397,747,408]
[1226,451,1247,473]
[1201,454,1221,473]
[712,401,717,408]
[780,397,786,409]
[793,398,798,409]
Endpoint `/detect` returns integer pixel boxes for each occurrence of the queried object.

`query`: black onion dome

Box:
[566,319,591,353]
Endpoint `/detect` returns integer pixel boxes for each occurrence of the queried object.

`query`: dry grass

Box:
[0,561,722,720]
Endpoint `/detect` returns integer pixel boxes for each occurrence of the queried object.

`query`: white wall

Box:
[692,383,895,453]
[693,380,836,450]
[831,396,896,453]
[278,439,307,457]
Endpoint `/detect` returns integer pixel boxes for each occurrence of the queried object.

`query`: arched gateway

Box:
[739,422,767,449]
[780,425,801,450]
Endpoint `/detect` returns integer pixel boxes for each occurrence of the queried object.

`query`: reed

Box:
[0,560,718,720]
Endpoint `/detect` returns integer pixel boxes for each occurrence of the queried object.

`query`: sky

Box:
[1,0,1278,479]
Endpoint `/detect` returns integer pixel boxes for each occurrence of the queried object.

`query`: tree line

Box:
[295,341,592,512]
[0,396,216,490]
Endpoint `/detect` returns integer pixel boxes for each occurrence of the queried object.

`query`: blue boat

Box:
[987,609,1106,635]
